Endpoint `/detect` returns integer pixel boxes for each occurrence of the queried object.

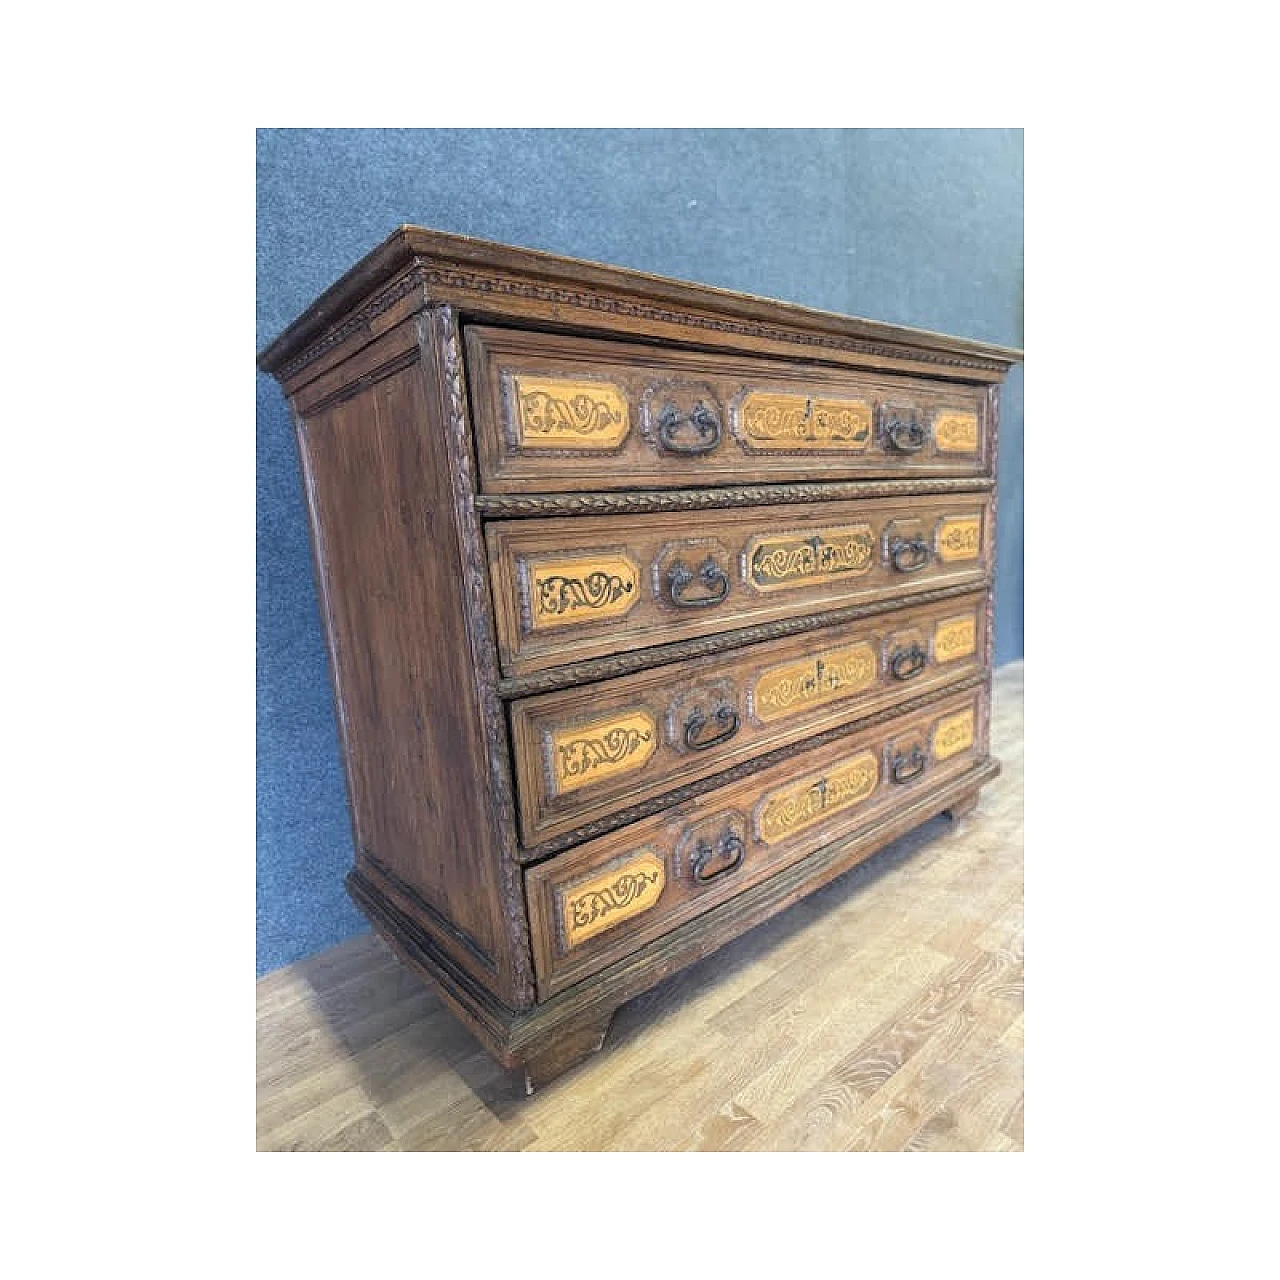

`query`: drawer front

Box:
[510,590,988,847]
[486,492,991,677]
[465,326,991,493]
[526,685,989,997]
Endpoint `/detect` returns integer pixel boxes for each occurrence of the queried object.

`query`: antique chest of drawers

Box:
[257,227,1022,1091]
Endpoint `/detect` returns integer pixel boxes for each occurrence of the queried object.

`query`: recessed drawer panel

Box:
[465,326,991,493]
[510,591,988,847]
[525,684,989,998]
[486,492,992,677]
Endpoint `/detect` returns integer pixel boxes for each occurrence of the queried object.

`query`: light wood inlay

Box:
[256,662,1023,1153]
[523,553,640,632]
[755,751,880,845]
[548,709,657,795]
[933,410,980,453]
[737,391,873,450]
[935,515,983,563]
[751,642,877,724]
[933,614,978,663]
[932,707,976,760]
[560,852,666,949]
[746,524,876,592]
[511,376,630,448]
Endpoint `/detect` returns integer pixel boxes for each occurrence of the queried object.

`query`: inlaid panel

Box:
[466,326,992,492]
[508,375,630,449]
[508,591,988,848]
[525,685,990,997]
[487,493,993,678]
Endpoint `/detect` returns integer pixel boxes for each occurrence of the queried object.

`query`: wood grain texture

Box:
[256,227,1024,392]
[465,324,991,492]
[256,661,1023,1151]
[509,589,988,848]
[486,492,993,677]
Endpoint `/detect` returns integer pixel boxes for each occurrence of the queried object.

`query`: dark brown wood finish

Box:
[465,325,992,492]
[510,590,988,847]
[485,492,994,677]
[258,226,1021,1089]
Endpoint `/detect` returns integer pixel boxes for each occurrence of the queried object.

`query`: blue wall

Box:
[256,128,1023,976]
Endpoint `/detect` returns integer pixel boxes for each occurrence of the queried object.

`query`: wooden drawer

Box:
[526,683,989,997]
[486,491,991,677]
[510,590,988,847]
[465,325,991,493]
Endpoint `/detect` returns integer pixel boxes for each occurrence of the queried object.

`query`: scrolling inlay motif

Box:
[932,707,976,760]
[753,643,877,724]
[933,410,980,453]
[560,852,666,948]
[747,525,875,591]
[935,515,982,563]
[511,376,630,448]
[756,751,880,845]
[526,554,640,631]
[549,710,657,794]
[933,614,978,663]
[738,392,873,450]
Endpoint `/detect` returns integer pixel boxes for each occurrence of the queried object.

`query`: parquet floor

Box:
[257,661,1024,1151]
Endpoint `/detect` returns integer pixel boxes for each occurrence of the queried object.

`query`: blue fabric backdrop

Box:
[256,127,1023,976]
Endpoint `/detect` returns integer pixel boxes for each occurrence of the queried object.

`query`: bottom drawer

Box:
[525,682,989,997]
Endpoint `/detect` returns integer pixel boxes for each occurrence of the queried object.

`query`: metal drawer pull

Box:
[889,536,931,573]
[889,644,928,681]
[656,401,721,455]
[691,830,746,884]
[667,556,730,608]
[890,746,928,784]
[683,703,740,752]
[885,417,927,453]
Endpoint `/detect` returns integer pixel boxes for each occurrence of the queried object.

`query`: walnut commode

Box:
[258,228,1022,1092]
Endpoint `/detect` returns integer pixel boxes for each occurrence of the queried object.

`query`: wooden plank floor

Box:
[257,661,1024,1151]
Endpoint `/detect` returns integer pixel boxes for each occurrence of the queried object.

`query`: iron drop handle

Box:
[890,746,927,784]
[889,644,928,681]
[889,536,931,574]
[657,401,721,455]
[667,556,730,608]
[683,703,740,752]
[690,830,746,884]
[885,416,927,453]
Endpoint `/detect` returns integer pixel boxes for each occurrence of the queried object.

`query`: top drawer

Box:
[464,326,991,493]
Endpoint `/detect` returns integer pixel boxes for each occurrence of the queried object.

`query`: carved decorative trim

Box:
[423,264,1012,372]
[474,476,994,519]
[433,305,536,1003]
[517,670,987,863]
[278,265,427,382]
[497,580,990,701]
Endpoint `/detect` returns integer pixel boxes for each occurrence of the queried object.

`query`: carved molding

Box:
[277,265,427,382]
[497,580,991,702]
[474,476,995,519]
[517,670,988,863]
[423,264,1012,372]
[434,305,536,1003]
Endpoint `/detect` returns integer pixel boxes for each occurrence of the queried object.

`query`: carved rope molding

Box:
[496,579,990,701]
[474,476,995,519]
[435,304,536,1002]
[517,670,989,863]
